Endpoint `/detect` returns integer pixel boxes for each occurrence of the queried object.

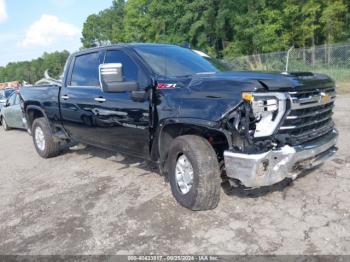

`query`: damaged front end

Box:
[221,90,338,188]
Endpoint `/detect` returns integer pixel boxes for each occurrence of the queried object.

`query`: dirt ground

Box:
[336,81,350,95]
[0,96,349,256]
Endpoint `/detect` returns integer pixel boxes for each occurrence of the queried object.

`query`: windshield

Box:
[204,57,231,72]
[0,89,15,99]
[134,45,220,77]
[5,89,14,97]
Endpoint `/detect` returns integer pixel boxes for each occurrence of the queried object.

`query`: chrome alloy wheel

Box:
[35,126,45,151]
[175,154,194,195]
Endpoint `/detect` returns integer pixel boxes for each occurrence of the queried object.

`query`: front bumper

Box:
[224,129,338,188]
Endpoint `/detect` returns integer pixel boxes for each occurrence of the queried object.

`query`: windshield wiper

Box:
[196,72,216,75]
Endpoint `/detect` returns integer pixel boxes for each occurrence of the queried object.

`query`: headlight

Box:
[242,92,287,137]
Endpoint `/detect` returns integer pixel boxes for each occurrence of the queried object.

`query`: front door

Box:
[96,49,150,157]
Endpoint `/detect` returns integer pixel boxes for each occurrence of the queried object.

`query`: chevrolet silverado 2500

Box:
[20,44,338,210]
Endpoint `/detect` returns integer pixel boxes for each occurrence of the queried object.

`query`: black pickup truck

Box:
[20,44,338,210]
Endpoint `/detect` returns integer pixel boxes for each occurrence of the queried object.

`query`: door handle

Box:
[94,97,106,103]
[61,95,69,100]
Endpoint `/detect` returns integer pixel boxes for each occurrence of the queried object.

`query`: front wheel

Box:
[32,117,60,158]
[167,135,221,211]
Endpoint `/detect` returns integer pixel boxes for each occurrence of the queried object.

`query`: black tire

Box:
[2,117,10,131]
[32,117,60,158]
[167,135,221,211]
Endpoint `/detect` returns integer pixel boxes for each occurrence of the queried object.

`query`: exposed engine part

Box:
[243,92,288,138]
[223,102,260,152]
[224,98,284,153]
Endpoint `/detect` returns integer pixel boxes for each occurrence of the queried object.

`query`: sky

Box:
[0,0,113,66]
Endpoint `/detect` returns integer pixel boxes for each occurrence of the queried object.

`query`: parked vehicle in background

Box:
[0,88,16,109]
[20,44,338,211]
[0,91,27,131]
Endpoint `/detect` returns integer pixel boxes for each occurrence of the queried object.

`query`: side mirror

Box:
[99,63,139,93]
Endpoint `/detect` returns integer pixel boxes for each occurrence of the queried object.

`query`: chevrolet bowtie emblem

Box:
[320,92,331,104]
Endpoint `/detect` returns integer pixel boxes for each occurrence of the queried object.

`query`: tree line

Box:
[1,0,349,84]
[0,51,69,84]
[81,0,350,57]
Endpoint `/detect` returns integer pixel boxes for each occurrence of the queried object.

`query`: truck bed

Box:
[20,85,62,128]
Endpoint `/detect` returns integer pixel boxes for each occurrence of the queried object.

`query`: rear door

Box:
[60,51,105,145]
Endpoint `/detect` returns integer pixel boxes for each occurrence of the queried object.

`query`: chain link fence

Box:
[224,44,350,90]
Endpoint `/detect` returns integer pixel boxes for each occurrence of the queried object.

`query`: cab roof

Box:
[72,43,181,56]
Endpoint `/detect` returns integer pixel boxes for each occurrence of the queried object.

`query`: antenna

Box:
[44,69,51,79]
[282,46,294,75]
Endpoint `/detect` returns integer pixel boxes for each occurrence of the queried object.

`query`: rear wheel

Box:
[32,117,60,158]
[167,135,221,211]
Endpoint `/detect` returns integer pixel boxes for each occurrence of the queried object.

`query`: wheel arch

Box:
[153,118,231,166]
[25,106,49,130]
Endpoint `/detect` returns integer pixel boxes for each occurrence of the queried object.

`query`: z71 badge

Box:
[157,83,177,89]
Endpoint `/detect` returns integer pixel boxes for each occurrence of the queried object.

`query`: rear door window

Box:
[70,52,101,87]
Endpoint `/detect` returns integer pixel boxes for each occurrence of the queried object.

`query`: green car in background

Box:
[0,91,27,131]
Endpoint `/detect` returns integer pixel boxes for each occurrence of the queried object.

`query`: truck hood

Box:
[159,71,335,91]
[157,71,335,122]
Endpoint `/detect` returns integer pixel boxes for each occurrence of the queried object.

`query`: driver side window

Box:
[104,50,150,90]
[104,50,139,82]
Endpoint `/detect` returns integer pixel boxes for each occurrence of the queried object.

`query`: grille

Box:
[277,87,336,145]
